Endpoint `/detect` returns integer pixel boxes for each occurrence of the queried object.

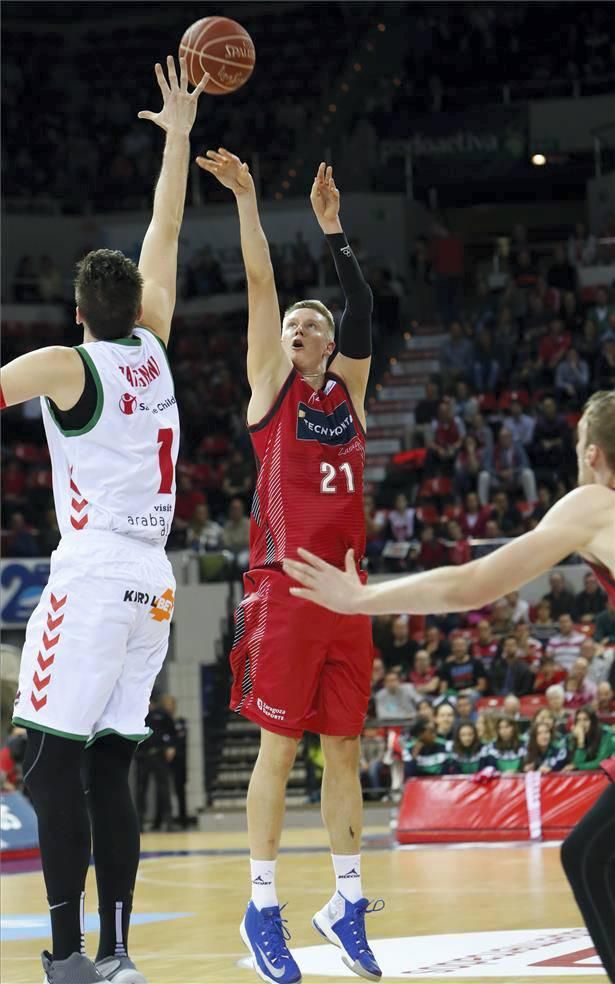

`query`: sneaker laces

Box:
[347,898,385,956]
[259,904,293,965]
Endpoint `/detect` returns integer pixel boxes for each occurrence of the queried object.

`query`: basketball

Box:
[179,16,255,96]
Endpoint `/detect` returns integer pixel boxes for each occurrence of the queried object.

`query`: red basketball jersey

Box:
[248,369,366,569]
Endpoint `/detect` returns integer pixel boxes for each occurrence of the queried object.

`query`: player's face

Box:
[282,308,335,373]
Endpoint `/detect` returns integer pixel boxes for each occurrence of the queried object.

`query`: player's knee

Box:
[258,732,298,775]
[321,734,360,770]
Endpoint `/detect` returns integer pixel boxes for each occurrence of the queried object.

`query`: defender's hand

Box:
[195,148,255,197]
[138,56,208,135]
[283,548,364,614]
[310,162,341,232]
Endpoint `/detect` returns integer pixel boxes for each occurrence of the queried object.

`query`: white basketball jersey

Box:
[42,326,179,546]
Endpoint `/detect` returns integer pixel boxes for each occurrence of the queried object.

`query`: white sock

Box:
[250,859,278,910]
[331,853,363,904]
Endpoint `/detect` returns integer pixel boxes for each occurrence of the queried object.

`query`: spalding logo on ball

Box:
[180,16,255,95]
[119,393,137,415]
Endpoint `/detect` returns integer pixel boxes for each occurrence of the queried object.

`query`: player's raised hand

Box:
[283,548,364,614]
[195,148,255,197]
[310,162,342,233]
[138,56,208,134]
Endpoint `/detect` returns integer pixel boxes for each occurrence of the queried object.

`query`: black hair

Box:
[75,249,143,340]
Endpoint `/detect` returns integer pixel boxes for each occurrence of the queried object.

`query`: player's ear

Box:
[75,306,83,326]
[326,336,336,358]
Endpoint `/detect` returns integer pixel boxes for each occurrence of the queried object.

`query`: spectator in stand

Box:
[13,255,40,302]
[475,518,503,558]
[555,348,590,406]
[547,243,577,293]
[439,321,473,383]
[563,706,615,771]
[185,502,224,553]
[513,248,539,291]
[448,722,494,774]
[594,600,615,644]
[466,411,494,455]
[596,682,614,718]
[490,598,515,640]
[222,448,253,501]
[567,222,597,267]
[174,474,206,531]
[583,638,614,687]
[371,655,386,696]
[372,613,394,653]
[531,396,572,478]
[418,525,447,570]
[456,693,476,723]
[408,649,441,697]
[387,493,416,542]
[502,398,535,449]
[423,624,450,665]
[6,512,38,557]
[381,616,418,674]
[587,286,615,337]
[460,491,489,537]
[522,721,568,773]
[538,318,572,376]
[487,716,525,773]
[565,658,598,709]
[417,699,436,726]
[37,255,63,303]
[472,330,500,392]
[429,225,464,326]
[576,319,602,375]
[360,727,387,798]
[439,636,487,697]
[503,694,521,720]
[487,490,524,536]
[594,337,615,390]
[414,380,442,427]
[543,572,576,620]
[434,701,456,747]
[222,497,250,571]
[38,506,61,556]
[514,621,543,667]
[506,591,530,625]
[472,619,499,672]
[531,485,553,523]
[404,716,450,777]
[427,399,464,474]
[476,704,499,739]
[184,246,225,297]
[374,669,419,720]
[364,493,387,565]
[446,519,471,565]
[534,655,567,694]
[454,434,485,497]
[547,613,587,672]
[491,635,535,697]
[574,571,608,623]
[451,380,478,424]
[546,684,571,730]
[0,726,27,790]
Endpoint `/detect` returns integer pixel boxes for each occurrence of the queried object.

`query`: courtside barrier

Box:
[396,771,608,844]
[0,791,40,860]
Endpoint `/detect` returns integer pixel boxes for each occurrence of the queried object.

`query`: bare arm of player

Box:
[195,149,290,393]
[283,485,612,615]
[137,56,207,346]
[311,164,372,410]
[0,347,84,410]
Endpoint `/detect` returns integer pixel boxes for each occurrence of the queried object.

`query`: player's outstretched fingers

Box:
[179,55,188,90]
[154,62,170,94]
[289,587,316,600]
[345,548,355,573]
[193,72,210,96]
[166,54,179,88]
[206,149,226,162]
[282,559,314,584]
[195,157,218,173]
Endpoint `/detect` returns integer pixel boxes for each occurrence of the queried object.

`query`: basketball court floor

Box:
[1,808,605,984]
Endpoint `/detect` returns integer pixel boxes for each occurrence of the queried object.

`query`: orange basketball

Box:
[179,16,255,96]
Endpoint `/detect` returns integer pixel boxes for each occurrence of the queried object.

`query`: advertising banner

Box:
[1,559,50,629]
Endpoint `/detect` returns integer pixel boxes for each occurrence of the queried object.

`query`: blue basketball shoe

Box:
[312,893,384,981]
[240,901,301,983]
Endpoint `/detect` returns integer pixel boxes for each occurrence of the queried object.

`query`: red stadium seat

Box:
[417,477,452,499]
[391,448,427,469]
[476,696,505,711]
[443,504,463,521]
[574,623,595,637]
[416,505,440,525]
[498,389,529,410]
[519,695,548,716]
[477,393,497,413]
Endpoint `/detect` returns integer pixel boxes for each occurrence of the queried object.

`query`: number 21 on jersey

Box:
[320,461,355,494]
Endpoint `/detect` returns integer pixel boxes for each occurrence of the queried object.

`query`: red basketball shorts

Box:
[229,568,373,738]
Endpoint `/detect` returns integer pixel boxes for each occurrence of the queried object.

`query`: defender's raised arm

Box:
[138,56,207,345]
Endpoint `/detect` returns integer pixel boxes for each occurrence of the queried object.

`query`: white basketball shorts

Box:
[13,531,176,744]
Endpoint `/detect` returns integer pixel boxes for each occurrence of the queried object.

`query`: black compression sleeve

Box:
[326,233,373,359]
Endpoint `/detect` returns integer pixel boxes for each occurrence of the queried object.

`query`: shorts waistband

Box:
[58,530,167,557]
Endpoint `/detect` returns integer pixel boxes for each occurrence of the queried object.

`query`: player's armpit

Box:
[0,347,84,409]
[328,352,371,422]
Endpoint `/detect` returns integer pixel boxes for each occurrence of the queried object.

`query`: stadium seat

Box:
[417,477,452,499]
[477,393,497,413]
[476,696,505,711]
[498,389,530,410]
[415,505,440,525]
[574,623,595,637]
[519,695,548,716]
